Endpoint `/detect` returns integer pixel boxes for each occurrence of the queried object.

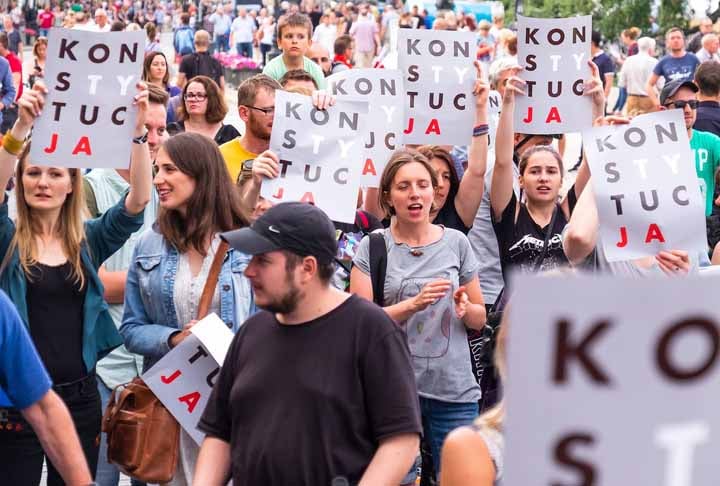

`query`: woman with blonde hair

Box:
[0,83,152,483]
[28,36,47,88]
[441,317,508,485]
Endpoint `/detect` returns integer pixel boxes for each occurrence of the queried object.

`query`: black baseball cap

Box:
[221,202,337,264]
[660,79,698,106]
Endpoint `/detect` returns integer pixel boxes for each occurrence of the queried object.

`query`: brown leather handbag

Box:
[101,240,230,483]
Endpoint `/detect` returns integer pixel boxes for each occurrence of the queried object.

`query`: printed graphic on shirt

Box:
[397,276,452,359]
[507,233,565,273]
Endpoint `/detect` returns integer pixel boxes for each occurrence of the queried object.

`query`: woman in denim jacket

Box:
[0,84,152,484]
[121,132,254,486]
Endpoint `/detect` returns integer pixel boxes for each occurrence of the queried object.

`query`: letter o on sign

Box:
[656,318,719,382]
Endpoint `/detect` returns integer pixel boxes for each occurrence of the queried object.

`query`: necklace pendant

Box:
[410,249,424,257]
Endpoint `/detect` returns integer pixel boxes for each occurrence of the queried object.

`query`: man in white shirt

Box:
[696,33,720,63]
[620,36,659,115]
[91,8,111,32]
[231,7,256,59]
[312,11,337,55]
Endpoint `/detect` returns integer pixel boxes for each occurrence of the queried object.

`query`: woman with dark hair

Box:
[121,132,254,486]
[490,68,597,277]
[167,75,240,145]
[142,51,181,98]
[0,83,152,484]
[351,149,486,483]
[367,64,489,233]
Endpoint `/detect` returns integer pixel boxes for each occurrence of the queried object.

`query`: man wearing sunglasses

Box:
[308,43,332,77]
[660,79,720,217]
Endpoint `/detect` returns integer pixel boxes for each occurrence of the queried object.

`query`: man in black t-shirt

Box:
[591,30,615,112]
[195,202,422,486]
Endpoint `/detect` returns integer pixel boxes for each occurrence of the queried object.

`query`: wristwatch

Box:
[241,159,254,171]
[132,131,149,144]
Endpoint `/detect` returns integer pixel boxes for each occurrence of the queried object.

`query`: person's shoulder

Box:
[342,294,397,331]
[443,226,471,244]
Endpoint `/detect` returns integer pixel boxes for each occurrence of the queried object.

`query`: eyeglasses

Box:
[664,99,698,110]
[311,57,329,63]
[245,105,275,116]
[184,92,208,101]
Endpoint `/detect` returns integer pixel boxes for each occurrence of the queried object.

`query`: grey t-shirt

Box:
[467,153,520,305]
[353,227,481,403]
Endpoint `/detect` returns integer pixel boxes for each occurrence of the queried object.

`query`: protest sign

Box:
[143,314,234,445]
[488,89,502,148]
[397,28,475,145]
[30,29,144,169]
[582,109,706,261]
[327,69,403,187]
[261,90,369,223]
[505,274,720,486]
[515,15,592,134]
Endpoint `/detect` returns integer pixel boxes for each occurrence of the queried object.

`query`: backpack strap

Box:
[368,232,387,306]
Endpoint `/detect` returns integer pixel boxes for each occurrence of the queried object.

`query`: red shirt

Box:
[38,11,54,29]
[5,52,21,101]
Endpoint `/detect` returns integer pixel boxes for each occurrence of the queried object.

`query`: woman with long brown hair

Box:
[0,83,152,484]
[121,132,254,485]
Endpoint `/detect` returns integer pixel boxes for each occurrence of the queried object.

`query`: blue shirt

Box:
[0,56,16,125]
[653,53,700,83]
[0,290,52,408]
[694,101,720,138]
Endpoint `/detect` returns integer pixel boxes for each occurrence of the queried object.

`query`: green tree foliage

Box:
[595,0,651,44]
[658,0,688,32]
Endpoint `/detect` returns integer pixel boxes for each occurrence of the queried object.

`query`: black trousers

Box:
[0,374,101,486]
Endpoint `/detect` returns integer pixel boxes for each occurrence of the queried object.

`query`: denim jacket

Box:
[0,195,145,374]
[120,226,255,372]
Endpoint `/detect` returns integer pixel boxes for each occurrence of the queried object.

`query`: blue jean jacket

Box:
[120,227,255,372]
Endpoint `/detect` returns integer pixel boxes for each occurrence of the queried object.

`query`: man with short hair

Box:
[177,30,225,90]
[0,31,20,135]
[331,34,353,74]
[230,7,256,59]
[2,15,22,61]
[688,17,714,53]
[619,36,659,116]
[279,69,318,91]
[694,61,720,136]
[91,8,111,32]
[591,30,614,105]
[696,33,720,63]
[308,43,331,76]
[173,13,195,58]
[660,79,720,216]
[220,74,280,185]
[349,3,379,68]
[646,27,700,107]
[209,5,232,53]
[0,291,93,485]
[194,202,422,486]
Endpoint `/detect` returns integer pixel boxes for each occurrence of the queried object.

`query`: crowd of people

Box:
[0,2,718,486]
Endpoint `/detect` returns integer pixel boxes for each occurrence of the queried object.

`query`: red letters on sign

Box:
[178,391,201,413]
[616,227,628,248]
[43,133,59,154]
[72,136,92,155]
[362,158,376,176]
[160,369,182,384]
[425,119,441,135]
[300,192,315,204]
[271,187,284,200]
[545,107,562,123]
[645,223,666,243]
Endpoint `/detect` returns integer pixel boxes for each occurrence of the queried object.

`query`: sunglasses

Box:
[664,99,698,110]
[311,57,329,63]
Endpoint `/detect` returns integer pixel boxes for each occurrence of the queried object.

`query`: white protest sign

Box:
[397,28,476,145]
[582,109,706,261]
[488,89,502,149]
[30,29,145,169]
[515,15,592,134]
[505,274,720,486]
[261,90,369,223]
[143,314,234,445]
[327,69,403,187]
